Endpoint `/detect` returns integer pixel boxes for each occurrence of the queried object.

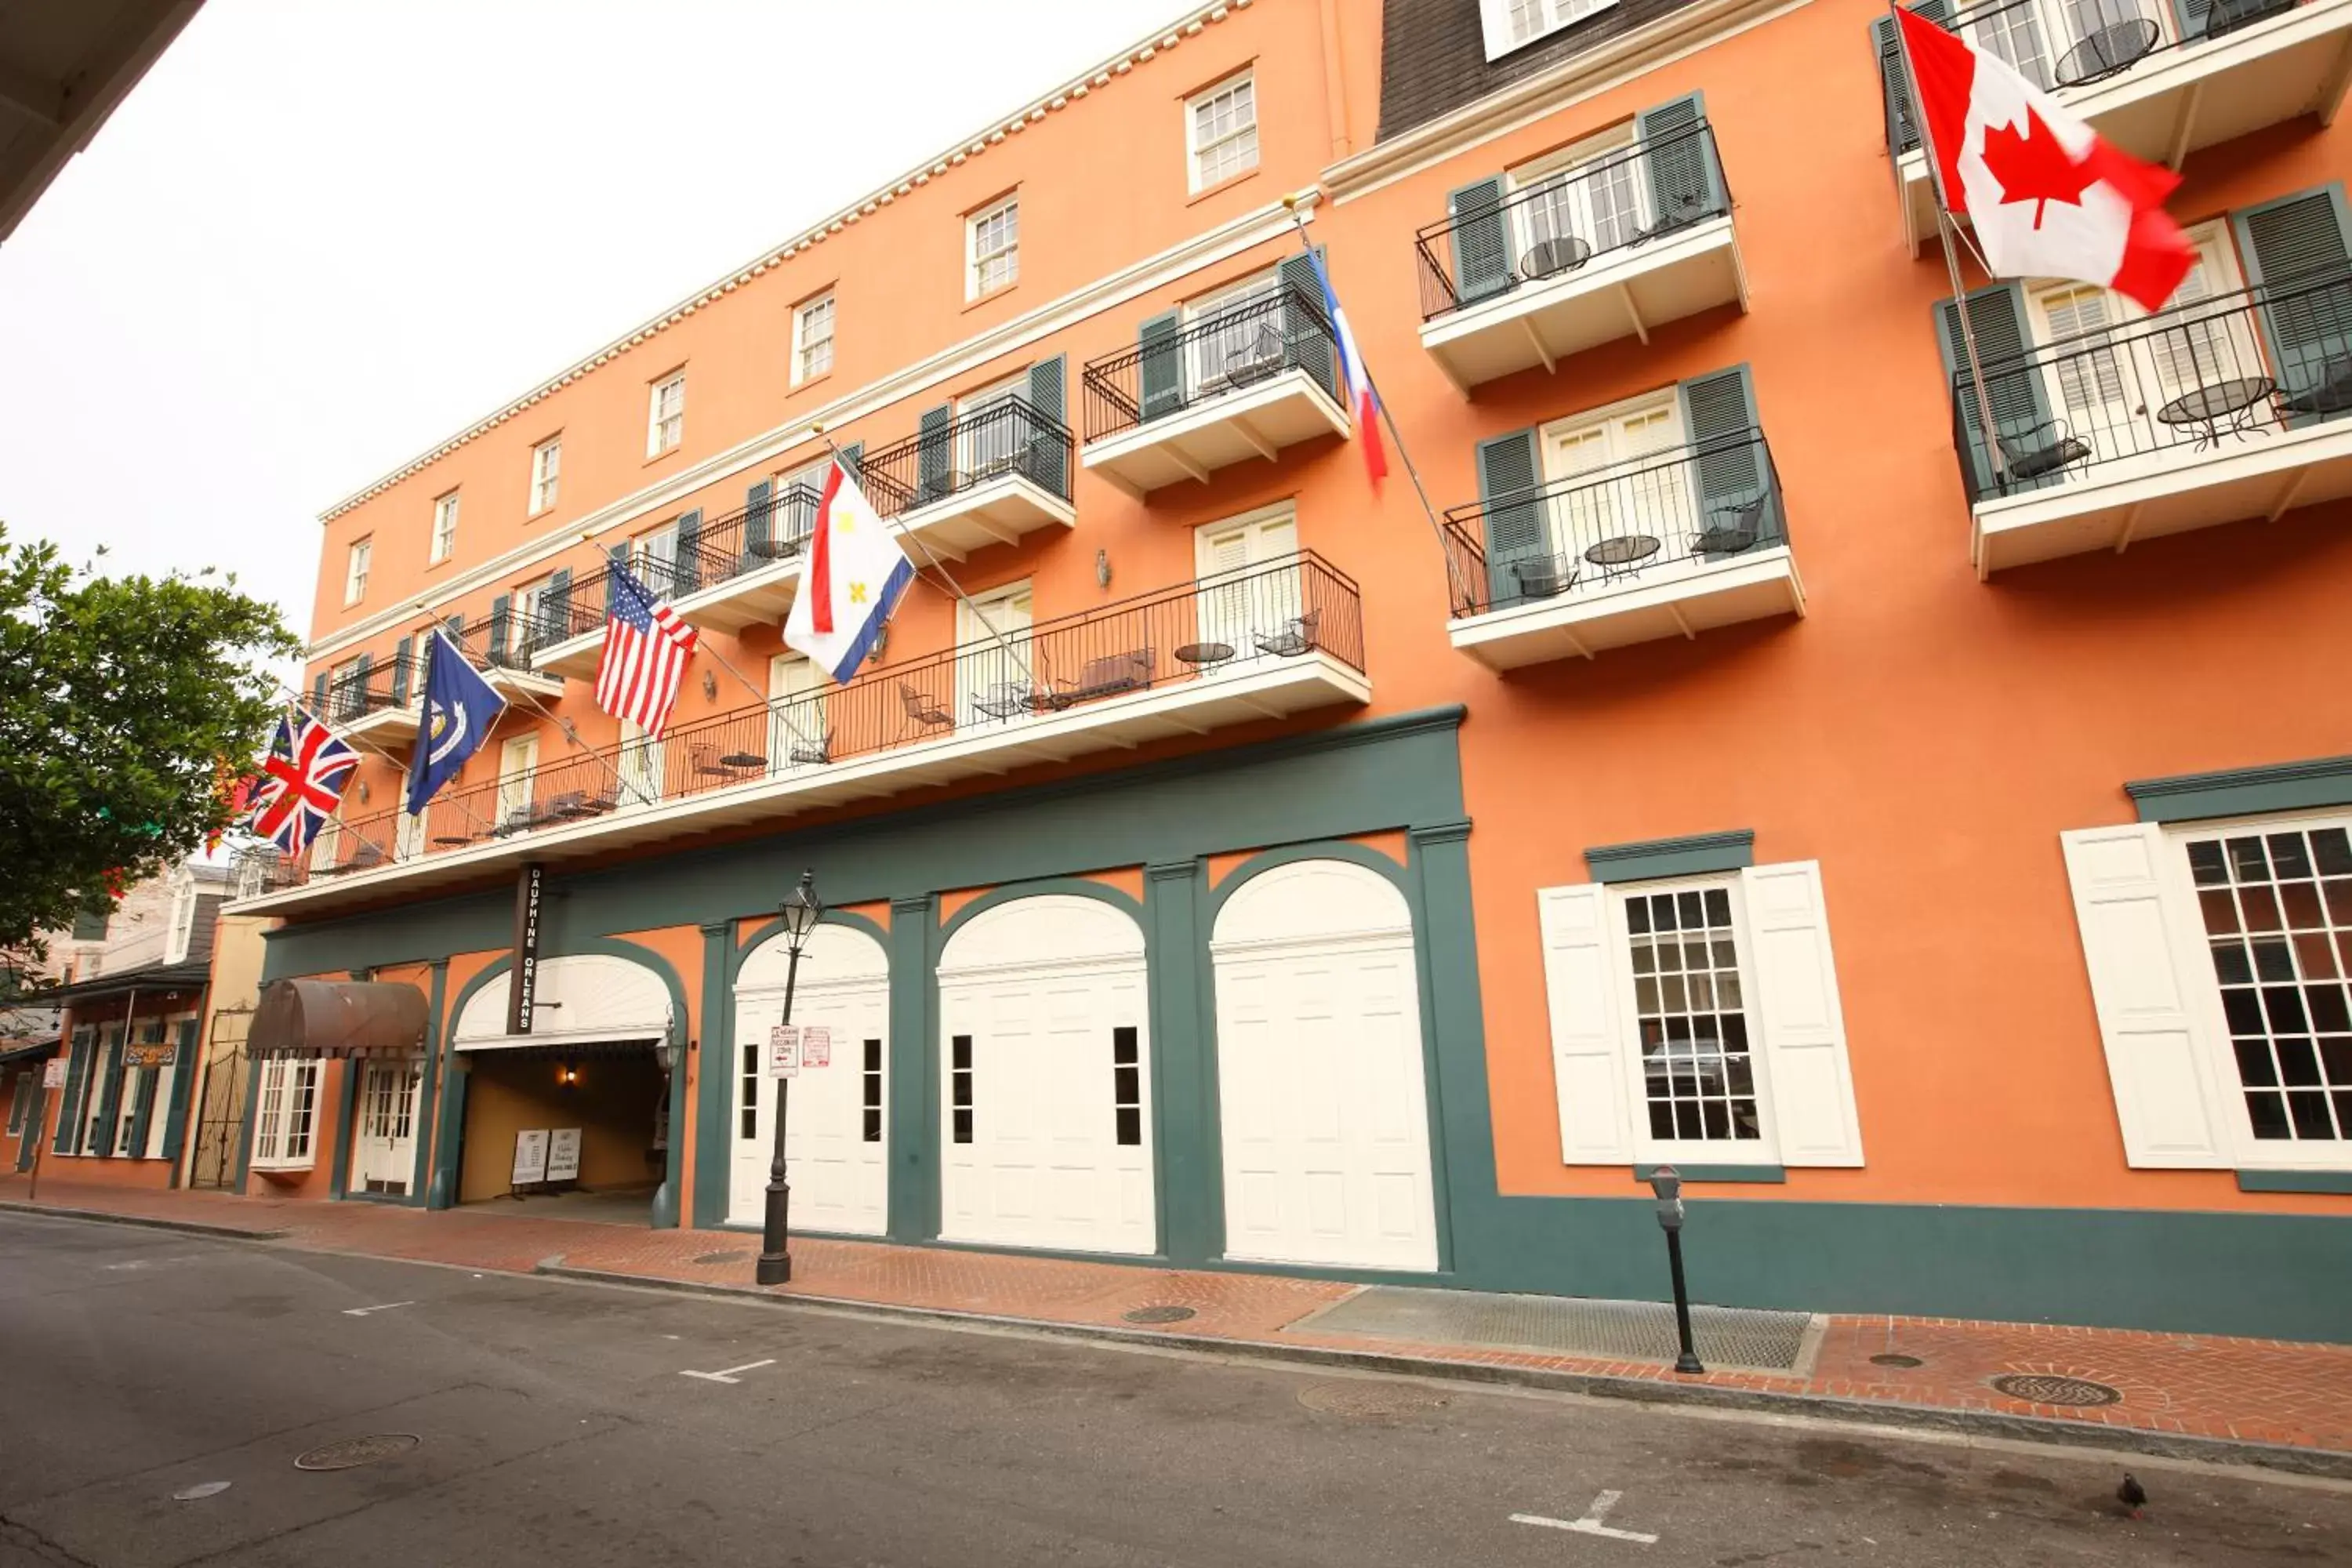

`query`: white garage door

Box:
[938,895,1154,1255]
[731,923,890,1235]
[1212,859,1438,1271]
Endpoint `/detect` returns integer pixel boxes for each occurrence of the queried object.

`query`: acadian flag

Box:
[782,458,915,684]
[1300,247,1388,488]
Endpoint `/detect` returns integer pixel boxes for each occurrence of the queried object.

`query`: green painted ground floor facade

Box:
[258,710,2352,1344]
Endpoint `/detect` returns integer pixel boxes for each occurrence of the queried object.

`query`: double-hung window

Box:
[1188,71,1258,191]
[328,655,364,724]
[1479,0,1622,59]
[793,292,834,384]
[648,372,685,456]
[1537,859,1864,1169]
[1509,126,1646,265]
[630,519,681,598]
[967,196,1019,299]
[530,436,562,514]
[956,371,1029,479]
[344,538,372,606]
[251,1058,320,1168]
[430,492,459,564]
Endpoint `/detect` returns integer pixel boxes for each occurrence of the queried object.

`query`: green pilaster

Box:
[232,1049,262,1193]
[327,1052,360,1200]
[1145,860,1215,1265]
[690,921,731,1230]
[406,960,448,1206]
[127,1065,159,1163]
[1408,821,1481,1278]
[888,895,938,1242]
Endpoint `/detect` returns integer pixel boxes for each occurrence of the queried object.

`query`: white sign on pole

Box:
[511,1128,550,1184]
[767,1025,800,1080]
[42,1057,67,1089]
[800,1027,833,1069]
[546,1127,583,1182]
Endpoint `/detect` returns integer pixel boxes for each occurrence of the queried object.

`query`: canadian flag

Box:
[1896,8,2194,310]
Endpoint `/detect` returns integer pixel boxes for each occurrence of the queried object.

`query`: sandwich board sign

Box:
[546,1127,583,1182]
[511,1128,550,1185]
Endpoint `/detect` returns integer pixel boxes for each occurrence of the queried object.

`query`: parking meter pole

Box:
[1664,1227,1704,1375]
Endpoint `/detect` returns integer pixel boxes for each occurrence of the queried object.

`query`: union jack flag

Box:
[247,707,359,857]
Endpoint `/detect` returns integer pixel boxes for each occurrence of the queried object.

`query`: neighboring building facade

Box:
[232,0,2352,1338]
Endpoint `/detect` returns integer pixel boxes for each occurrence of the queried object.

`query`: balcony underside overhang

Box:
[1450,548,1806,670]
[343,703,420,750]
[1972,418,2352,573]
[486,664,564,701]
[893,470,1076,555]
[1898,2,2352,256]
[1081,370,1349,499]
[227,655,1370,918]
[1420,218,1748,394]
[533,626,605,681]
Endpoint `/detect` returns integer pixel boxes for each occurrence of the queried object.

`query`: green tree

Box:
[0,526,299,975]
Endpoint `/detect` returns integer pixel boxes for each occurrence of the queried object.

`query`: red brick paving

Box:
[6,1174,2348,1457]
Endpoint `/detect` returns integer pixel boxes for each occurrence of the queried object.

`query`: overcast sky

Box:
[0,0,1181,638]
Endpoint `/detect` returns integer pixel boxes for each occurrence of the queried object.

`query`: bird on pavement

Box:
[2117,1474,2147,1519]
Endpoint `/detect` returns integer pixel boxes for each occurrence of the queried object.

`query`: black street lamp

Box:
[755,869,822,1287]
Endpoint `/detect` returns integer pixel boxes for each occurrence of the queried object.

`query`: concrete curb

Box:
[536,1259,2352,1482]
[0,1200,292,1242]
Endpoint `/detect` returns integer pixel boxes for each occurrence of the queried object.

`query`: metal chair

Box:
[1044,651,1153,709]
[2203,0,2293,38]
[899,684,955,738]
[1254,610,1322,659]
[1995,417,2092,481]
[788,732,833,767]
[1519,236,1592,281]
[972,682,1040,720]
[1690,495,1773,558]
[1223,326,1287,388]
[2277,354,2352,418]
[1509,557,1574,600]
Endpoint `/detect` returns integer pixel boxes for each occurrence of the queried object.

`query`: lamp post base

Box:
[755,1250,792,1286]
[756,1177,792,1285]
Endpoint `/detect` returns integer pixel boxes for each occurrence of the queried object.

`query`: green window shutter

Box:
[1635,93,1725,232]
[488,594,512,666]
[604,545,628,610]
[160,1018,201,1164]
[541,568,572,652]
[390,636,414,705]
[129,1060,160,1160]
[839,441,863,477]
[1278,250,1338,399]
[1870,3,1950,157]
[1446,176,1512,307]
[672,510,703,594]
[2234,184,2352,424]
[92,1033,127,1158]
[742,478,774,566]
[1933,284,2049,499]
[71,906,107,942]
[1475,427,1545,604]
[348,652,372,718]
[53,1040,88,1154]
[1026,355,1069,496]
[309,671,328,714]
[2171,0,2212,40]
[1678,365,1772,542]
[916,403,953,502]
[1138,310,1185,423]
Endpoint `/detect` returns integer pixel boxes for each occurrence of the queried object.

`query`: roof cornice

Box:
[318,0,1259,525]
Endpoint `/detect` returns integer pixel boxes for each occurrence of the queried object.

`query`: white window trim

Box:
[430,492,459,564]
[249,1058,320,1170]
[792,292,835,386]
[2063,808,2352,1173]
[966,195,1020,300]
[1479,0,1623,61]
[647,372,686,457]
[164,872,197,966]
[343,539,372,607]
[1185,69,1260,194]
[530,437,563,515]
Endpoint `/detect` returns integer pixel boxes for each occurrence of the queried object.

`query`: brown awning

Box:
[250,980,428,1060]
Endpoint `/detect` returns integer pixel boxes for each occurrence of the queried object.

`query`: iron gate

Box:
[187,1006,251,1189]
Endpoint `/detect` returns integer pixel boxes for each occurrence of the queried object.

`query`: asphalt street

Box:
[1,1211,2346,1568]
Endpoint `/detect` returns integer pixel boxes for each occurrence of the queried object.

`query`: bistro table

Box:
[1584,533,1662,583]
[718,752,766,769]
[2157,376,2276,449]
[1174,641,1236,670]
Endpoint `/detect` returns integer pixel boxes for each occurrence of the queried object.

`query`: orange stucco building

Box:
[176,0,2352,1338]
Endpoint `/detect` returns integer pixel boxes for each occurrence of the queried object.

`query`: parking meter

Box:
[1648,1165,1686,1231]
[1645,1164,1704,1374]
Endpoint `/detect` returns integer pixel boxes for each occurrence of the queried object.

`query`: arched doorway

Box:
[1211,858,1437,1271]
[731,922,891,1234]
[937,894,1153,1255]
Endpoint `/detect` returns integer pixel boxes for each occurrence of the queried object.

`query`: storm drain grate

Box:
[1987,1374,2123,1407]
[1123,1305,1198,1324]
[294,1434,419,1472]
[1288,1286,1820,1374]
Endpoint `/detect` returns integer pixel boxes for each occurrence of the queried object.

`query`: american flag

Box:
[595,557,699,737]
[247,708,359,857]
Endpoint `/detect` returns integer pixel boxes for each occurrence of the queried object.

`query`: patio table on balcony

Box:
[2157,376,2276,450]
[1584,533,1662,583]
[1174,641,1235,670]
[2054,16,2160,86]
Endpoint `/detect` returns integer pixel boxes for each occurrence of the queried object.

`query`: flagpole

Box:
[1277,191,1472,612]
[1890,4,2008,485]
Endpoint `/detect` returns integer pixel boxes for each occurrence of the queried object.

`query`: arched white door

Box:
[937,895,1153,1255]
[1211,859,1437,1271]
[731,922,890,1234]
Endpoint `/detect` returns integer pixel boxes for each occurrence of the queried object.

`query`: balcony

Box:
[1415,122,1745,394]
[231,554,1370,915]
[319,615,559,748]
[1951,270,2352,573]
[859,397,1077,553]
[1080,285,1349,498]
[1442,430,1805,670]
[1879,0,2352,256]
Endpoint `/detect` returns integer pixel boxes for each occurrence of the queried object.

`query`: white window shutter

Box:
[2058,824,2230,1168]
[1740,862,1865,1167]
[1537,884,1634,1162]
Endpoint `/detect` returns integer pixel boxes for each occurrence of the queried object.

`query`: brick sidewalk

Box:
[6,1174,2347,1465]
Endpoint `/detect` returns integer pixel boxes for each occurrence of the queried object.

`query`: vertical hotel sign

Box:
[508,862,544,1034]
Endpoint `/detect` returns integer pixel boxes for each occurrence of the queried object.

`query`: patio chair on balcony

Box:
[1509,557,1575,601]
[691,742,759,782]
[1994,417,2092,482]
[1044,649,1153,709]
[2276,354,2352,418]
[1225,325,1287,389]
[1632,194,1710,245]
[1519,237,1592,281]
[492,805,541,837]
[972,682,1041,720]
[1690,494,1773,558]
[1254,610,1322,659]
[900,684,955,739]
[2203,0,2294,39]
[788,731,833,766]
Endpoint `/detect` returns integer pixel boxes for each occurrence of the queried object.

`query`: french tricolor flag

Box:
[1301,249,1388,489]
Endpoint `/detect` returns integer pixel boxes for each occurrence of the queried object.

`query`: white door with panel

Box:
[1196,510,1300,656]
[938,895,1155,1254]
[1211,860,1438,1270]
[956,583,1034,727]
[348,1058,423,1195]
[731,922,890,1234]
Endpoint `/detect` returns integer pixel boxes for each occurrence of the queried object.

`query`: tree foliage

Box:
[0,525,299,967]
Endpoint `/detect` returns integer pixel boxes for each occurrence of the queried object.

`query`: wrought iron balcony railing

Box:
[1947,269,2352,505]
[249,553,1364,894]
[857,396,1073,517]
[315,607,541,723]
[1441,430,1788,618]
[1415,119,1732,321]
[1080,285,1341,442]
[1875,0,2296,156]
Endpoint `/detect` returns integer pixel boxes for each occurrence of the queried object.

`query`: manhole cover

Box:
[294,1434,420,1472]
[1870,1353,1925,1368]
[1297,1382,1450,1419]
[172,1481,232,1501]
[1123,1305,1197,1324]
[1987,1374,2122,1407]
[693,1250,750,1265]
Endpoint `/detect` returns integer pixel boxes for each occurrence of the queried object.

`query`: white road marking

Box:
[341,1301,417,1317]
[1512,1490,1659,1544]
[680,1359,776,1385]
